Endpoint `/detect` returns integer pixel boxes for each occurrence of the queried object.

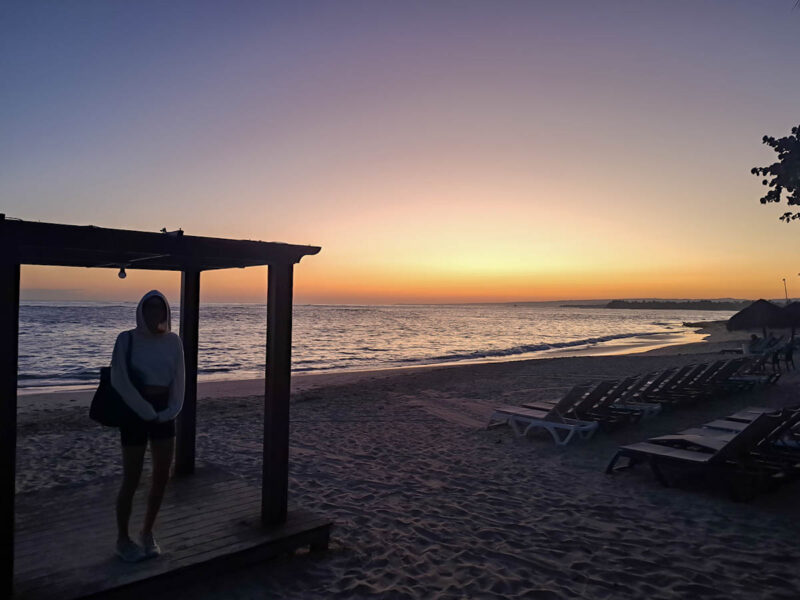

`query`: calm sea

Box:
[17,302,735,391]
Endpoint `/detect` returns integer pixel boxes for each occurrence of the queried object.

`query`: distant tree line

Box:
[604,300,752,311]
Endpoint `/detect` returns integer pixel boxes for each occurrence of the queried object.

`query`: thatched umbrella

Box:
[783,302,800,340]
[727,299,787,338]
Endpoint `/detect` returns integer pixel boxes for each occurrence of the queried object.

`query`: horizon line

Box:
[17,296,773,307]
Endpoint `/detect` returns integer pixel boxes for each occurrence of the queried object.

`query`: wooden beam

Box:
[0,263,20,598]
[2,219,321,270]
[262,262,294,526]
[176,270,200,476]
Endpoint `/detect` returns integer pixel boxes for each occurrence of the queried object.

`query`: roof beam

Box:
[0,217,320,270]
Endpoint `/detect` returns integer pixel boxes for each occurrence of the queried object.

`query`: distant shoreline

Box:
[562,300,749,311]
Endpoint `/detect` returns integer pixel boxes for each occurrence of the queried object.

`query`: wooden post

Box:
[176,270,200,476]
[0,263,20,598]
[262,262,294,526]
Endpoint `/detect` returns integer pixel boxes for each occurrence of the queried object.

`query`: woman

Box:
[110,290,185,562]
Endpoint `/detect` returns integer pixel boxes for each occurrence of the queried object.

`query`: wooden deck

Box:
[12,464,332,600]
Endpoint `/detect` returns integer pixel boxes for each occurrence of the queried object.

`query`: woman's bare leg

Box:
[116,444,146,541]
[142,436,175,534]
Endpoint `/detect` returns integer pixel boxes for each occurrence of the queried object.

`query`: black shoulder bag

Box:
[89,332,139,427]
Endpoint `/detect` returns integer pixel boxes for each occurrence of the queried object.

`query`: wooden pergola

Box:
[0,215,325,598]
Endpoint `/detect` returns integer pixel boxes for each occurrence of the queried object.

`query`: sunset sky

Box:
[2,1,800,304]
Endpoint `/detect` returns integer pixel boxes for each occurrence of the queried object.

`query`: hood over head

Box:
[136,290,172,335]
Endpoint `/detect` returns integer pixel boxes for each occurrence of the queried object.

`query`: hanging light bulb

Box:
[118,267,127,279]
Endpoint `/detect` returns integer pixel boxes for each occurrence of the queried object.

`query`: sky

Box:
[2,0,800,304]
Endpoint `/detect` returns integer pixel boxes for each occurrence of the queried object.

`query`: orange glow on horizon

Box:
[20,252,800,305]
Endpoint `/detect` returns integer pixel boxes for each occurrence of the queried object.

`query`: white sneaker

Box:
[116,539,146,563]
[140,531,161,558]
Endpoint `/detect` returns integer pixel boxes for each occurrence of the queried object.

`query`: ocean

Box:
[17,302,735,392]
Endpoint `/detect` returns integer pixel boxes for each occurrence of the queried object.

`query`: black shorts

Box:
[119,390,176,447]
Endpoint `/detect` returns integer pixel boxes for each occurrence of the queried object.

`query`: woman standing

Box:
[111,290,185,562]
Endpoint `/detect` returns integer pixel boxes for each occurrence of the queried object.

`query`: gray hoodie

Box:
[110,290,185,423]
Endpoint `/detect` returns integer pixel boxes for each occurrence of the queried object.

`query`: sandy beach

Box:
[16,323,800,599]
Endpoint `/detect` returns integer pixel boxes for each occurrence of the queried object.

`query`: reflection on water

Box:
[18,302,733,390]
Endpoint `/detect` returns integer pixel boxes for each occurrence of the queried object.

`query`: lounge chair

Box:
[576,377,656,423]
[725,406,771,422]
[657,359,751,403]
[562,380,638,427]
[654,409,800,473]
[661,407,772,436]
[672,408,799,443]
[615,371,658,402]
[701,358,750,392]
[729,356,781,385]
[644,363,710,405]
[755,409,800,462]
[638,365,696,403]
[488,386,599,445]
[654,362,724,403]
[521,383,591,411]
[605,412,787,499]
[605,375,663,416]
[618,368,675,404]
[530,378,652,426]
[747,336,785,356]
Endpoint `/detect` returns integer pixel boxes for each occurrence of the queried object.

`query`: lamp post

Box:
[783,278,789,305]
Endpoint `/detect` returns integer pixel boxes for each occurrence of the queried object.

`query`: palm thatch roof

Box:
[727,299,787,334]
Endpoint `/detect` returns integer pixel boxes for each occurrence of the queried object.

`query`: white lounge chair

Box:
[488,389,599,446]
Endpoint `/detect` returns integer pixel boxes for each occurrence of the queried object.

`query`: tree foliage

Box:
[752,125,800,222]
